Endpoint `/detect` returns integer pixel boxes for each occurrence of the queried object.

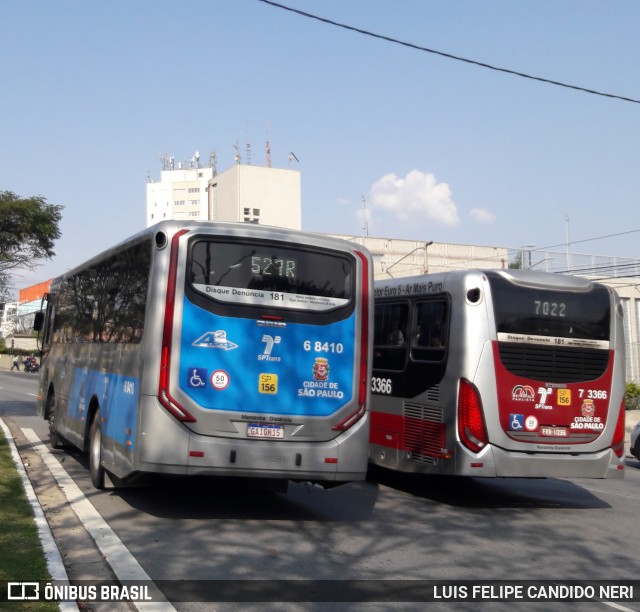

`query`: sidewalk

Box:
[0,354,40,370]
[1,417,121,583]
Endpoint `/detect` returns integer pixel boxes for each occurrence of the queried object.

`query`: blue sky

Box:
[2,0,639,292]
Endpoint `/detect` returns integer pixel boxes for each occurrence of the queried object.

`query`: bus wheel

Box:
[46,394,64,450]
[89,409,105,489]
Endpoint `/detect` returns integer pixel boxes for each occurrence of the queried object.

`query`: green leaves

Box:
[0,191,63,274]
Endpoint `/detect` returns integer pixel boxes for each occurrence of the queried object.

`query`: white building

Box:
[329,235,509,279]
[0,302,17,338]
[146,163,301,230]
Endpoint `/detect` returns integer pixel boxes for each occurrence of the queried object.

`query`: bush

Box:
[626,381,640,410]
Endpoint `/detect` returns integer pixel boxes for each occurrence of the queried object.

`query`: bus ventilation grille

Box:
[404,401,444,464]
[498,344,609,383]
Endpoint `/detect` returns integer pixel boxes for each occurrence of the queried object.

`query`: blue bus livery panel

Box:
[68,368,139,450]
[179,296,355,416]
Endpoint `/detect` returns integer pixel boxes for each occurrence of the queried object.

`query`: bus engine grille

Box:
[404,401,445,463]
[498,343,609,383]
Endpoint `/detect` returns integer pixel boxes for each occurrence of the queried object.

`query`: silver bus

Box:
[369,269,626,479]
[35,221,373,489]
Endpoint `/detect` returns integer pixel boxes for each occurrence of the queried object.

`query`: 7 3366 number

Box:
[371,377,392,395]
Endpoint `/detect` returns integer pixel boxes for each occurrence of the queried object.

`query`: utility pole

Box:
[565,215,571,272]
[361,195,368,239]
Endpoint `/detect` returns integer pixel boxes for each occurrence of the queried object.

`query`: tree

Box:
[508,251,524,269]
[626,381,640,410]
[0,190,63,280]
[0,274,12,303]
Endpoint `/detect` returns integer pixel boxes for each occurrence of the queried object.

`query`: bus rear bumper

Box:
[458,444,624,479]
[182,431,368,482]
[136,404,370,483]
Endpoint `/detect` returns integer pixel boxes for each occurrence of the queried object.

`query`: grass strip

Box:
[0,426,58,611]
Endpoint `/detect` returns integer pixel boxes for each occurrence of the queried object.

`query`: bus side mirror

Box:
[33,311,45,332]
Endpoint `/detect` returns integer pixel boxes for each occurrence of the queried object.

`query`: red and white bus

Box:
[369,269,626,478]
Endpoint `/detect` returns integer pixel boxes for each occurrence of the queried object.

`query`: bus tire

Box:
[89,409,106,489]
[46,393,64,450]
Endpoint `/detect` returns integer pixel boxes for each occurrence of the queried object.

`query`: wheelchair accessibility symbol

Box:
[509,413,525,431]
[188,367,208,388]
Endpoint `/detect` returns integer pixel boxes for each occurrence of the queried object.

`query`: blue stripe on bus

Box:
[68,368,139,449]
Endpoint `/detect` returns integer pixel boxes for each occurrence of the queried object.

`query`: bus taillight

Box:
[611,398,626,458]
[355,250,370,411]
[332,251,370,432]
[158,229,196,424]
[458,378,488,453]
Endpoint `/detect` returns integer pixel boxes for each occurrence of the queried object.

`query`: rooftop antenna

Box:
[160,153,172,171]
[233,142,241,164]
[265,119,271,167]
[209,150,217,176]
[288,151,299,167]
[246,142,251,165]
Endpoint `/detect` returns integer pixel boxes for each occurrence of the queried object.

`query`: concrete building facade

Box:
[146,163,301,230]
[329,235,508,279]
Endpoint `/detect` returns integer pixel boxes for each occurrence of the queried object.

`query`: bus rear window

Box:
[488,274,611,342]
[188,239,353,311]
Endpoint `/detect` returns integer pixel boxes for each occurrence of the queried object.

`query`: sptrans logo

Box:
[259,334,282,361]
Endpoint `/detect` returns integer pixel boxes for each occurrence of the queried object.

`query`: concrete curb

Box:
[0,417,79,612]
[3,417,173,611]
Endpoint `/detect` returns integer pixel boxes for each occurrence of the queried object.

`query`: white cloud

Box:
[369,170,459,226]
[470,207,496,224]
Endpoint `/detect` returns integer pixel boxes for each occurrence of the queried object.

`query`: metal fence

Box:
[508,248,640,280]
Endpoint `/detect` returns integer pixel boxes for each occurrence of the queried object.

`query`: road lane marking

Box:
[21,427,176,611]
[603,602,636,612]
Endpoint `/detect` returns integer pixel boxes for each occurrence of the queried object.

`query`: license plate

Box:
[247,424,284,439]
[541,426,568,437]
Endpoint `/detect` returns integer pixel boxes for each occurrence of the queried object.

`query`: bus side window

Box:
[412,299,448,362]
[373,302,409,371]
[42,304,55,348]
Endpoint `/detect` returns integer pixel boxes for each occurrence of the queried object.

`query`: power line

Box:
[257,0,640,105]
[533,227,640,252]
[447,227,640,268]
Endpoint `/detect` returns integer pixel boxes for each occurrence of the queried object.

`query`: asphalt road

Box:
[2,369,639,612]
